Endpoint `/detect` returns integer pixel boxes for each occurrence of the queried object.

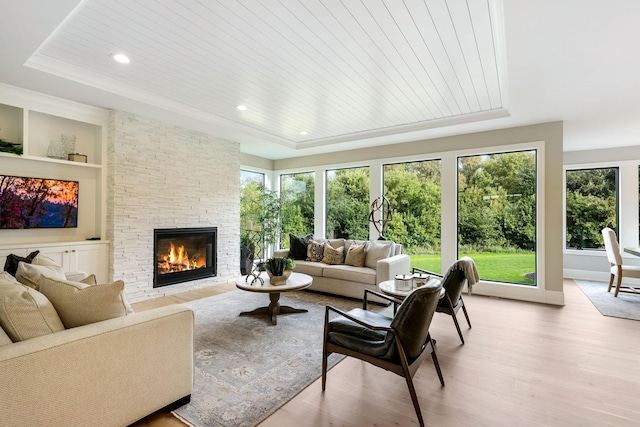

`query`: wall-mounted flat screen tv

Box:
[0,175,78,229]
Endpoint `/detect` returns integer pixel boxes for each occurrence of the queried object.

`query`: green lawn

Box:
[409,252,536,285]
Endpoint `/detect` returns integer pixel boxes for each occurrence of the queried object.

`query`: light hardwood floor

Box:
[133,279,640,427]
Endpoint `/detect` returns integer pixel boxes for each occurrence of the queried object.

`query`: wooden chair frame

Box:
[413,267,471,344]
[322,290,444,427]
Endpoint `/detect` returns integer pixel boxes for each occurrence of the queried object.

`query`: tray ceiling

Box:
[25,0,507,149]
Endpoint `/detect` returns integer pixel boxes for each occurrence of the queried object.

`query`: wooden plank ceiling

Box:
[27,0,506,148]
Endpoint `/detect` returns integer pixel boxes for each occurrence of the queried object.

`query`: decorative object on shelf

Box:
[68,153,87,163]
[46,133,76,160]
[264,257,295,285]
[0,137,22,155]
[368,194,393,240]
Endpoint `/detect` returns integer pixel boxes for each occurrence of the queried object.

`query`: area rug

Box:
[574,280,640,321]
[173,289,373,427]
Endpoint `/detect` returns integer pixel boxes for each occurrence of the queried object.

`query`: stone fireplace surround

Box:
[107,110,240,303]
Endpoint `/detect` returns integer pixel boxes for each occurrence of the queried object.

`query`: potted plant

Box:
[263,257,295,285]
[0,137,22,155]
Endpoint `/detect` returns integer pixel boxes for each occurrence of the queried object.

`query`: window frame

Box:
[564,166,619,251]
[456,148,539,286]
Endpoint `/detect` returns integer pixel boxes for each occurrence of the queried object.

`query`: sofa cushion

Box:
[0,273,65,342]
[0,325,11,346]
[39,277,134,328]
[3,250,40,276]
[365,240,394,269]
[289,233,313,260]
[321,265,377,285]
[292,260,326,276]
[322,244,345,265]
[306,240,325,262]
[326,238,346,249]
[344,242,367,267]
[15,262,67,290]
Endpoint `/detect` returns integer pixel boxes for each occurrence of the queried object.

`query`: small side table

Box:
[379,277,443,313]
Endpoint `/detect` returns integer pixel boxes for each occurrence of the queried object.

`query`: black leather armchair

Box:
[414,261,472,344]
[322,282,444,427]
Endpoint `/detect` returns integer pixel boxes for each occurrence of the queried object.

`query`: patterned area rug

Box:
[574,280,640,321]
[173,289,377,427]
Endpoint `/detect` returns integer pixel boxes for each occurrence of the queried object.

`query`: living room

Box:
[1,1,640,426]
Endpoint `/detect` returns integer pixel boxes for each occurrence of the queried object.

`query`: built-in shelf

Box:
[0,84,108,246]
[0,151,102,168]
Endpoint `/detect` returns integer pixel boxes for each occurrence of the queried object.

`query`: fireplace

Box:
[153,227,217,288]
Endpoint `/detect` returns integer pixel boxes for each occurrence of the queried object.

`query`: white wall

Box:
[107,110,240,302]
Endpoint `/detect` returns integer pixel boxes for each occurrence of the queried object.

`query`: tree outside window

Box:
[280,172,314,247]
[240,170,265,235]
[457,150,537,285]
[383,160,442,273]
[566,167,618,249]
[326,167,370,239]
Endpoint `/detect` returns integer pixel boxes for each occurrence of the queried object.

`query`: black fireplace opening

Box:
[154,227,217,288]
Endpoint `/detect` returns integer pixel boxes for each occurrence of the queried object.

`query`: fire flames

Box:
[157,241,206,274]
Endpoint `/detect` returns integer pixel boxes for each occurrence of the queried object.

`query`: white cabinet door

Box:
[0,242,109,283]
[29,243,108,283]
[35,246,72,270]
[72,244,108,283]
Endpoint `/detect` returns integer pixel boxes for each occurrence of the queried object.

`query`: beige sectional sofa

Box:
[0,261,194,427]
[1,304,194,427]
[274,238,410,301]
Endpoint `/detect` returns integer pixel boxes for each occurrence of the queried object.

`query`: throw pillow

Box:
[31,253,61,267]
[306,240,325,262]
[0,271,20,285]
[364,240,393,269]
[289,233,313,260]
[0,278,65,342]
[15,262,66,290]
[321,243,344,265]
[3,250,40,277]
[79,274,98,286]
[39,277,133,328]
[344,242,367,267]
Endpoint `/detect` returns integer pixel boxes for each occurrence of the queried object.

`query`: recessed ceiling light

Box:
[236,105,248,111]
[299,131,308,135]
[111,53,130,64]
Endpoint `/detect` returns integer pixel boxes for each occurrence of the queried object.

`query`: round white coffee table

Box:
[235,272,312,325]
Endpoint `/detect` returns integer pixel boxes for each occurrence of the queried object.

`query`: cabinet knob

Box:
[65,250,69,253]
[72,249,76,253]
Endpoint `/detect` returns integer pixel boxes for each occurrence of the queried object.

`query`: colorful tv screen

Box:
[0,175,78,229]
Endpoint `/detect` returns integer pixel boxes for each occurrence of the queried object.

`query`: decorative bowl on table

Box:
[267,269,292,285]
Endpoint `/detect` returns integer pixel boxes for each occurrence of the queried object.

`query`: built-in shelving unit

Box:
[0,83,109,247]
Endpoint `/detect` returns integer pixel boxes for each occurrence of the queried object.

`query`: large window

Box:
[280,172,315,247]
[457,150,537,285]
[240,170,265,234]
[383,160,442,273]
[566,167,618,249]
[326,166,370,239]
